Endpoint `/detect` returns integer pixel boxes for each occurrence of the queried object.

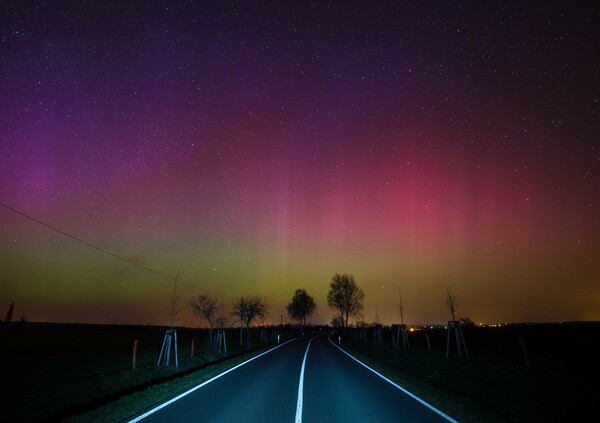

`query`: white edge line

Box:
[294,336,316,423]
[128,338,298,422]
[328,336,459,423]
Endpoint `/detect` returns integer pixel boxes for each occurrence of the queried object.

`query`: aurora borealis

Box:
[1,1,598,326]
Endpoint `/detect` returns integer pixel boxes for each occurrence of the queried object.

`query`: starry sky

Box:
[1,1,598,326]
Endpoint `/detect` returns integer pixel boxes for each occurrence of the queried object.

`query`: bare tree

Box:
[232,297,246,346]
[445,288,459,322]
[187,293,219,342]
[231,296,269,349]
[168,276,180,329]
[398,287,405,326]
[215,297,229,329]
[396,287,411,349]
[327,273,364,329]
[286,289,317,331]
[446,288,469,358]
[4,302,14,323]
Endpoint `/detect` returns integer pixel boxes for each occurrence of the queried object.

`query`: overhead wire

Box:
[0,201,235,298]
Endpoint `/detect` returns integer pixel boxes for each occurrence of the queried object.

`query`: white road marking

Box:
[329,336,459,423]
[295,336,317,423]
[128,338,298,422]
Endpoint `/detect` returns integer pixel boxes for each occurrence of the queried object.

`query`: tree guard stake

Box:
[132,339,138,370]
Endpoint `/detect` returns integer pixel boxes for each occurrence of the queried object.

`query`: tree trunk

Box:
[246,324,251,350]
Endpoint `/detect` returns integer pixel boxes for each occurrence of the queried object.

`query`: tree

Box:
[5,302,14,323]
[215,297,229,329]
[168,277,180,329]
[330,314,343,327]
[286,289,316,330]
[398,287,405,326]
[231,296,269,349]
[445,288,459,322]
[327,273,364,329]
[460,316,475,327]
[187,293,219,342]
[397,287,410,349]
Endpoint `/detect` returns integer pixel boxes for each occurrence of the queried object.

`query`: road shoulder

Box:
[336,339,505,423]
[65,339,299,423]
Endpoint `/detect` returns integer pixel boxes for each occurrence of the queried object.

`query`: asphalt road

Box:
[130,333,457,422]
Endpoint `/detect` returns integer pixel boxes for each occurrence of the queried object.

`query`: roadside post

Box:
[446,320,469,359]
[518,334,531,369]
[374,324,383,345]
[132,339,138,370]
[157,329,179,368]
[217,329,227,355]
[397,324,410,349]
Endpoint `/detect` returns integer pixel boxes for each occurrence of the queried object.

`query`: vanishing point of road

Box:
[129,333,458,423]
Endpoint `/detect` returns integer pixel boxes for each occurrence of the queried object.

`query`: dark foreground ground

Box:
[0,322,597,422]
[0,322,296,422]
[341,322,600,423]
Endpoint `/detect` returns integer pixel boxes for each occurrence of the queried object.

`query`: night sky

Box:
[1,1,598,326]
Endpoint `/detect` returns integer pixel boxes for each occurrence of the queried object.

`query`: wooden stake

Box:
[518,334,530,369]
[132,339,138,370]
[446,321,468,359]
[174,330,179,369]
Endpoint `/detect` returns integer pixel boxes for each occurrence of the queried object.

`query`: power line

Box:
[0,201,234,298]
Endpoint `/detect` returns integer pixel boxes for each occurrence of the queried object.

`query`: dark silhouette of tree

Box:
[215,297,229,329]
[445,288,459,322]
[398,287,405,326]
[167,277,180,329]
[5,302,14,323]
[327,273,364,329]
[187,293,219,342]
[460,316,475,327]
[231,296,269,349]
[330,314,343,327]
[286,289,316,330]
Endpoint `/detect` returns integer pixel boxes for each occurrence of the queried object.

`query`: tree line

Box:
[186,272,365,341]
[186,273,467,343]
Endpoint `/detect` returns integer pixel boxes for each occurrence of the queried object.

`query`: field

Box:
[340,322,599,422]
[0,322,293,422]
[1,322,597,422]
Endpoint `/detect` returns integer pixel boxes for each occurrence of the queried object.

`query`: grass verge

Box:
[0,324,299,422]
[64,341,291,423]
[336,324,598,423]
[335,339,503,423]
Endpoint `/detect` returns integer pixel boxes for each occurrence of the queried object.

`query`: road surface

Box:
[130,333,457,422]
